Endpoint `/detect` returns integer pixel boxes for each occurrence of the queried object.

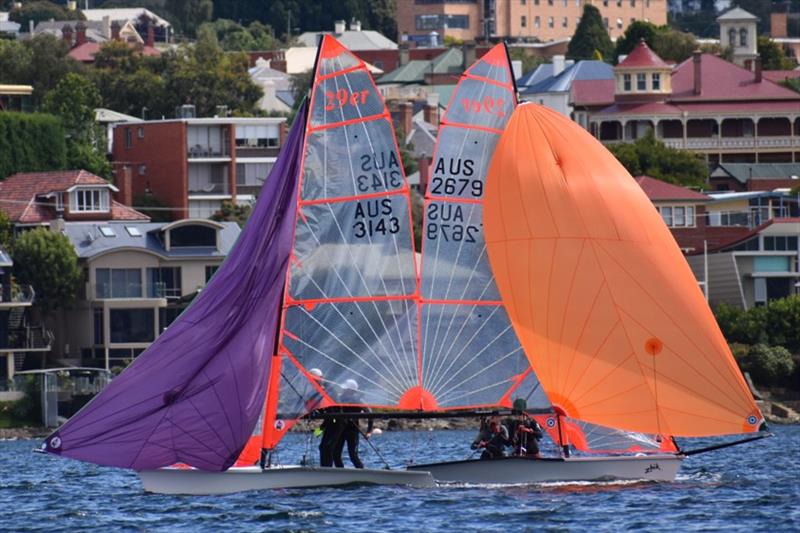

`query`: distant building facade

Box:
[111,114,287,219]
[397,0,667,45]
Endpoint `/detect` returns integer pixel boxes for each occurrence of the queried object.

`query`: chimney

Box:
[754,56,762,83]
[146,18,155,47]
[334,20,346,34]
[552,55,566,76]
[102,16,110,39]
[111,20,121,41]
[692,50,702,95]
[115,166,133,207]
[399,41,410,66]
[62,23,73,45]
[349,19,361,32]
[418,155,430,195]
[462,41,477,71]
[75,21,87,46]
[398,101,413,137]
[423,103,439,128]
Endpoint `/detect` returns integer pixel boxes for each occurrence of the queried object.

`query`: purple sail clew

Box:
[42,102,308,472]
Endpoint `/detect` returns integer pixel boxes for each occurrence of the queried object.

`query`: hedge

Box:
[0,112,67,178]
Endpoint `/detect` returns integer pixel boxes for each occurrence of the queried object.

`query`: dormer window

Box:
[72,188,109,213]
[637,73,646,91]
[652,73,661,90]
[623,74,631,91]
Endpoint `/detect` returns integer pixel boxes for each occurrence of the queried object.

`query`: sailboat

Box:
[40,35,766,493]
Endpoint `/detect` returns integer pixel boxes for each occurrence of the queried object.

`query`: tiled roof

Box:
[598,101,683,116]
[68,41,160,63]
[0,170,148,223]
[671,53,800,101]
[635,176,710,201]
[617,41,670,69]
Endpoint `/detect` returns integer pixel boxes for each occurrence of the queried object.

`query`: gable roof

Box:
[617,41,670,69]
[0,170,148,223]
[711,163,800,184]
[379,48,463,84]
[521,60,613,95]
[635,176,710,201]
[296,29,397,50]
[671,53,800,101]
[81,8,171,28]
[716,7,758,21]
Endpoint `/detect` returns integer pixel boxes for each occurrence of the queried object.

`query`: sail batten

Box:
[483,103,764,437]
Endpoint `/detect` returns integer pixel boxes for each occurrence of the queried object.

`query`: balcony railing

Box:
[0,324,54,351]
[0,284,35,305]
[188,180,230,195]
[661,136,800,151]
[706,208,792,229]
[187,145,230,158]
[92,282,179,300]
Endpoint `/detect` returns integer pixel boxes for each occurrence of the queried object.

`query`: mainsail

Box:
[259,36,419,449]
[483,103,764,437]
[41,101,308,472]
[418,44,547,410]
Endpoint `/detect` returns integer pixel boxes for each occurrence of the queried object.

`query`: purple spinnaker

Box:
[42,102,307,471]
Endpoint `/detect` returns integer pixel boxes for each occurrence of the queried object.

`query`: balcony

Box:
[92,282,180,300]
[188,164,230,196]
[0,284,34,307]
[0,324,54,352]
[187,144,230,159]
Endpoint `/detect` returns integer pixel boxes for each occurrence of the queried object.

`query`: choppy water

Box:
[1,426,798,532]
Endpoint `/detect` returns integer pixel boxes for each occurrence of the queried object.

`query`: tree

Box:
[757,35,796,70]
[0,112,67,177]
[606,133,708,187]
[9,1,83,28]
[42,73,111,178]
[615,21,697,64]
[211,200,252,227]
[167,0,213,37]
[133,192,173,222]
[614,21,659,60]
[567,5,613,61]
[745,344,796,386]
[0,210,12,248]
[508,47,546,75]
[11,228,81,315]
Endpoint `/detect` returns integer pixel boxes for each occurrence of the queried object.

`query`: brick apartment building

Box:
[112,112,287,219]
[398,0,667,45]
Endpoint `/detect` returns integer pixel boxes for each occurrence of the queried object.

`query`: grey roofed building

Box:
[62,220,241,260]
[379,48,463,85]
[34,19,112,42]
[519,60,613,95]
[710,163,800,185]
[405,117,437,160]
[296,20,396,50]
[716,6,758,21]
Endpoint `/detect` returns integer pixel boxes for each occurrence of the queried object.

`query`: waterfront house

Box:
[708,163,800,192]
[54,219,241,370]
[0,247,53,383]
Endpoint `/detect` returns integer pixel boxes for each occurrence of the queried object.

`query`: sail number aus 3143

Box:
[353,199,400,239]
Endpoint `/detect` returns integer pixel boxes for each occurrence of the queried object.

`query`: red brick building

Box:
[111,115,287,219]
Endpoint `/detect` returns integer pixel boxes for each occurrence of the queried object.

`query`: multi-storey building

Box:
[398,0,667,45]
[111,112,287,219]
[583,40,800,165]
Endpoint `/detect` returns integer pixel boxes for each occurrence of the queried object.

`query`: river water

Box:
[1,425,798,532]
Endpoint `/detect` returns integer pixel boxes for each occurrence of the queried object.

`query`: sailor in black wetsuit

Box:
[472,417,511,460]
[333,379,373,469]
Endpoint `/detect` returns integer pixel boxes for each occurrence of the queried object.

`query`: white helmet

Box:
[342,379,359,391]
[309,368,323,379]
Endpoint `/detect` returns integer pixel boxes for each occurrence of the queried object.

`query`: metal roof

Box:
[520,60,613,95]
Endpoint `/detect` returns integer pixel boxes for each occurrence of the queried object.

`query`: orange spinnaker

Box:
[483,104,762,437]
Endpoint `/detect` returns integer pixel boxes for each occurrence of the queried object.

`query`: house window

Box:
[521,15,527,28]
[147,267,182,298]
[637,73,646,90]
[205,265,219,282]
[72,189,109,213]
[623,74,631,91]
[563,0,567,6]
[95,268,142,299]
[235,124,280,149]
[728,28,736,46]
[534,16,540,28]
[739,28,747,47]
[139,164,146,176]
[674,206,685,226]
[99,226,116,237]
[548,0,553,5]
[660,205,695,227]
[109,308,155,343]
[630,0,635,6]
[548,17,554,28]
[604,17,609,28]
[616,0,622,6]
[562,17,568,28]
[660,207,673,226]
[522,0,526,4]
[125,127,132,148]
[55,193,64,212]
[652,72,661,90]
[603,0,608,5]
[617,18,623,29]
[170,225,216,247]
[137,127,144,139]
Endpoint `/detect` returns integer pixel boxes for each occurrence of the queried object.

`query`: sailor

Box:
[333,379,373,469]
[305,368,325,412]
[471,417,510,460]
[510,398,543,458]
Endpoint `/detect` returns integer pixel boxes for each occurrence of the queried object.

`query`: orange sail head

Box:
[483,103,763,438]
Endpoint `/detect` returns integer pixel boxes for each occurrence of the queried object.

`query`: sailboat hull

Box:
[138,465,435,495]
[407,454,683,484]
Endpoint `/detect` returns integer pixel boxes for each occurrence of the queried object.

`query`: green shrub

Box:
[746,344,796,387]
[0,112,67,177]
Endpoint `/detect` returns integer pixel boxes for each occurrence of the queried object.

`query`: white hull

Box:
[138,465,435,495]
[408,454,683,484]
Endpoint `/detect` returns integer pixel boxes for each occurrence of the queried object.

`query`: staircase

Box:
[7,307,23,330]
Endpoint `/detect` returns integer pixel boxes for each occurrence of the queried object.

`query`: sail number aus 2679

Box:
[353,199,400,238]
[425,203,479,243]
